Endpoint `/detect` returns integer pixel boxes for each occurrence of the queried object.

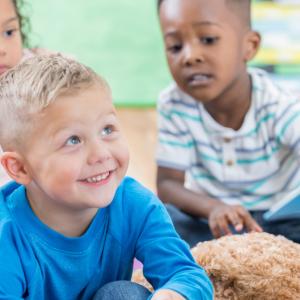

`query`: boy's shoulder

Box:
[0,181,20,222]
[157,82,198,110]
[0,183,26,271]
[249,68,297,105]
[114,177,160,211]
[113,176,172,226]
[108,177,171,244]
[0,182,26,237]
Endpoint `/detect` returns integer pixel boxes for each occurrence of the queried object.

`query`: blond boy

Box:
[0,55,213,299]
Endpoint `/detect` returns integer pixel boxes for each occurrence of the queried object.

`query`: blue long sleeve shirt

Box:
[0,177,213,299]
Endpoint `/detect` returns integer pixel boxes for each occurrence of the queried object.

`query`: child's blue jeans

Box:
[93,281,151,300]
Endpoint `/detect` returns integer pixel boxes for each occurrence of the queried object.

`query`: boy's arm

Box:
[157,166,219,218]
[0,271,25,300]
[134,194,213,300]
[151,289,185,300]
[156,91,260,238]
[0,225,26,299]
[157,166,262,237]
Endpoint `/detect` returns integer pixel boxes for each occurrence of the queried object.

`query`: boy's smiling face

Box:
[20,83,129,221]
[159,0,259,104]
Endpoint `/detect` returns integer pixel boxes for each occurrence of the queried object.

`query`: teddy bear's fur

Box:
[132,232,300,299]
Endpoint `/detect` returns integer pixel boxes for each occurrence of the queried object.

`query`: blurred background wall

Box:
[25,0,300,191]
[28,0,300,107]
[28,0,170,107]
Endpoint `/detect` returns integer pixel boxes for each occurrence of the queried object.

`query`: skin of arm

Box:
[151,289,186,300]
[157,166,262,238]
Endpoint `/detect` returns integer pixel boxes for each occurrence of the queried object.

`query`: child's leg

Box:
[93,281,151,300]
[251,211,300,243]
[165,204,213,247]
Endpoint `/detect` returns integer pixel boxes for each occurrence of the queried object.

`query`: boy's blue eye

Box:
[66,135,81,146]
[101,126,113,136]
[201,37,218,45]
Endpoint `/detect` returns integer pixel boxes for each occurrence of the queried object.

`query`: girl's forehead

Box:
[0,0,17,23]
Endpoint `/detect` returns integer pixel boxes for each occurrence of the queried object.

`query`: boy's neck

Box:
[41,209,98,237]
[26,187,99,237]
[204,73,252,130]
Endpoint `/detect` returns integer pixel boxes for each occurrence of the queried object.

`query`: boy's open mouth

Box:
[80,171,111,183]
[186,73,212,86]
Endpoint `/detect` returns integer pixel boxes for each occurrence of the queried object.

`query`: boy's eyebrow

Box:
[164,21,222,37]
[193,21,222,28]
[51,111,117,137]
[2,17,18,26]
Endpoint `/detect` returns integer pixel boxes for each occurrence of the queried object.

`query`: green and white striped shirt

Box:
[156,69,300,210]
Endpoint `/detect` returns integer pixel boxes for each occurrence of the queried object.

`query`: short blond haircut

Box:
[0,54,108,150]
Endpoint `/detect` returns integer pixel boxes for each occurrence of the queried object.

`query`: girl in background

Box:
[0,0,30,75]
[0,0,32,184]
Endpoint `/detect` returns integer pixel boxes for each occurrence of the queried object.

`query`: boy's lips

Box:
[186,73,213,87]
[79,170,113,184]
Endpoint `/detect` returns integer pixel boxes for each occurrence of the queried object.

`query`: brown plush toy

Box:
[132,232,300,299]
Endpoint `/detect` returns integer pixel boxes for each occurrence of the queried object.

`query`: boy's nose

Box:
[183,45,203,67]
[87,141,111,165]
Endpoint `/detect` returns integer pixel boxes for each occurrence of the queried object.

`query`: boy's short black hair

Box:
[157,0,251,27]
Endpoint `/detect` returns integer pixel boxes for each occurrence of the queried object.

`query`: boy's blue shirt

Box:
[0,177,213,300]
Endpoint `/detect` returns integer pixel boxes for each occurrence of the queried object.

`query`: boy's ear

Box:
[1,152,32,185]
[243,30,261,62]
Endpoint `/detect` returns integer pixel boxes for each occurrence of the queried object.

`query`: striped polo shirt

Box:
[156,68,300,210]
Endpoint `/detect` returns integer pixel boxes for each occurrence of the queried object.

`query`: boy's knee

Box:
[93,280,151,300]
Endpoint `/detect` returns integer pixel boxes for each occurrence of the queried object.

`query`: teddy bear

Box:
[132,232,300,299]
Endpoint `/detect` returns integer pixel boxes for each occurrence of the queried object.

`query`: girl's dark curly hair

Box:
[12,0,31,47]
[157,0,163,10]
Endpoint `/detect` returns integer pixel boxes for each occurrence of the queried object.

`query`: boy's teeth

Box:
[86,172,109,183]
[192,74,208,81]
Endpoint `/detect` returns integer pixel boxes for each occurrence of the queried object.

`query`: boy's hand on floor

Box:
[208,203,263,238]
[151,289,186,300]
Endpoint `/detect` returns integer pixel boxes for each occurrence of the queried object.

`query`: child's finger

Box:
[217,217,232,236]
[226,212,244,232]
[251,222,263,232]
[209,219,222,238]
[242,213,263,233]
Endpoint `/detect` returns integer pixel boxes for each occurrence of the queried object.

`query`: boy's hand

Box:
[151,289,186,300]
[208,203,263,238]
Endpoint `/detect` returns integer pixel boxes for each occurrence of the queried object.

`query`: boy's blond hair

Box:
[0,54,108,150]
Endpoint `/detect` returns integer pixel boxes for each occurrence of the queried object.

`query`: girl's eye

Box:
[65,135,81,146]
[201,36,219,45]
[3,29,16,38]
[101,126,113,136]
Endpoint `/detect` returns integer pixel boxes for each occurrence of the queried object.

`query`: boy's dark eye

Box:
[167,44,182,54]
[200,37,218,45]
